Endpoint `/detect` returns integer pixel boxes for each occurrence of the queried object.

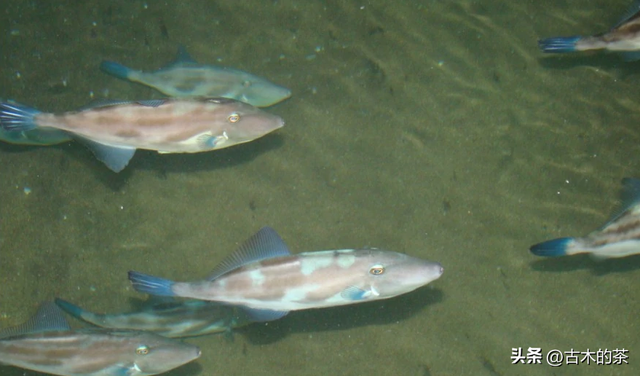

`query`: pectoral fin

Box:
[341,286,375,301]
[197,133,222,150]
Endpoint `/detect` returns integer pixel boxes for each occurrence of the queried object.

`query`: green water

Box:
[1,0,639,375]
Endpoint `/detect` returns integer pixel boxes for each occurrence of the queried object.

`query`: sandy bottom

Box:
[1,1,639,375]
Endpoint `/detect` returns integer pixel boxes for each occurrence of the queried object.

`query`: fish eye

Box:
[369,265,385,275]
[228,113,240,123]
[136,345,150,355]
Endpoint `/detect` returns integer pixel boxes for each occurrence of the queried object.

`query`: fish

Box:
[0,301,200,376]
[101,46,292,107]
[530,178,640,259]
[128,227,443,319]
[55,297,257,338]
[0,97,284,172]
[538,1,640,61]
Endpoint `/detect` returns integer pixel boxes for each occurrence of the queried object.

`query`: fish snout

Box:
[426,261,444,281]
[435,262,444,277]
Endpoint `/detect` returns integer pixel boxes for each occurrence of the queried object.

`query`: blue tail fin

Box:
[530,237,574,257]
[128,271,176,297]
[538,36,582,53]
[54,298,85,320]
[0,101,41,131]
[100,61,134,80]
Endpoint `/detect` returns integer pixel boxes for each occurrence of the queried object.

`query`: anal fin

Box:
[77,137,136,172]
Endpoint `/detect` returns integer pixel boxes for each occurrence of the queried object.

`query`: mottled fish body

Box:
[539,2,640,60]
[0,97,284,172]
[530,178,640,259]
[101,46,291,107]
[129,227,443,318]
[55,298,256,338]
[0,302,200,376]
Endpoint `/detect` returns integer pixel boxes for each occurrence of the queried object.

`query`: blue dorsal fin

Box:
[78,100,137,111]
[0,302,70,339]
[167,45,199,68]
[600,178,640,229]
[612,1,640,29]
[79,99,168,111]
[206,227,291,281]
[135,99,167,107]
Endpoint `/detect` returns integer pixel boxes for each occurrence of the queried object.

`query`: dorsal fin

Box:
[206,227,291,281]
[599,178,640,229]
[0,302,70,339]
[78,99,169,111]
[611,1,640,30]
[165,45,199,68]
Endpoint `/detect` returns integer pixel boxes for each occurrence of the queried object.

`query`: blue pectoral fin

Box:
[100,61,134,80]
[104,365,134,376]
[529,237,574,257]
[76,137,136,172]
[240,307,289,322]
[538,36,581,53]
[341,286,370,301]
[128,271,177,297]
[197,134,220,150]
[0,101,41,132]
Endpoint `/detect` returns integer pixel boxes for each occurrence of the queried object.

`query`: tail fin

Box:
[538,36,582,53]
[128,271,176,297]
[100,61,134,80]
[529,237,575,257]
[0,101,41,132]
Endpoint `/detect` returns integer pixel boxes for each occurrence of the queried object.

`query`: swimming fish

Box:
[0,97,284,172]
[0,301,200,376]
[538,2,640,61]
[530,178,640,259]
[55,298,256,338]
[101,46,291,107]
[128,227,443,320]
